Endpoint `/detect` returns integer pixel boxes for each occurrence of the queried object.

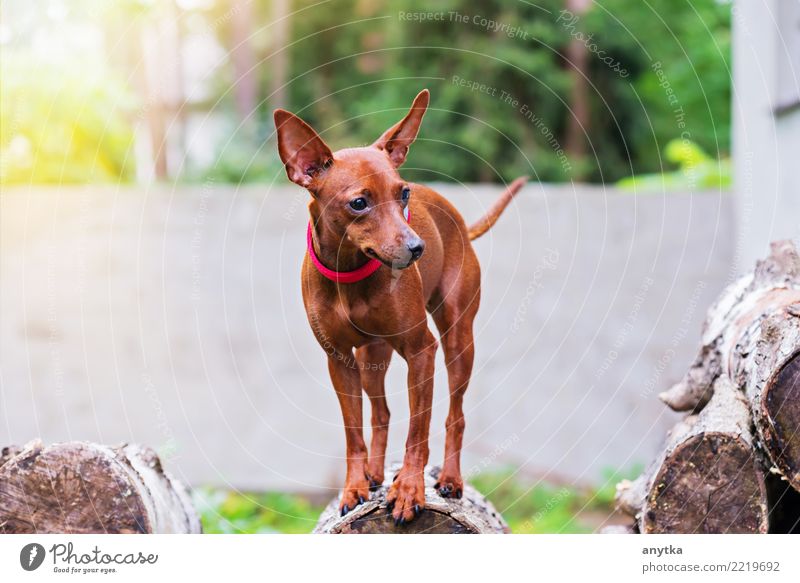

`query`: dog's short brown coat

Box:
[275,90,526,524]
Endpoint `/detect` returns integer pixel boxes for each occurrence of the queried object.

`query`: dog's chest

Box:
[339,296,388,336]
[322,293,405,341]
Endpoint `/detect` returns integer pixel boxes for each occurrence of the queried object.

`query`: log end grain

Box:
[642,432,768,534]
[0,441,200,534]
[0,441,150,534]
[763,352,800,490]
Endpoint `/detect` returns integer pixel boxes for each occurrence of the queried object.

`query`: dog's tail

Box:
[467,176,528,241]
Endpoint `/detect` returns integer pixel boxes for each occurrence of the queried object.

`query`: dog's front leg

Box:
[386,330,438,524]
[328,353,370,516]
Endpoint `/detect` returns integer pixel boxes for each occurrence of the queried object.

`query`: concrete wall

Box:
[732,0,800,271]
[0,184,734,494]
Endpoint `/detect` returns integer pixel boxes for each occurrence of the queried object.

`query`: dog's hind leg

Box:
[429,267,480,499]
[356,340,393,490]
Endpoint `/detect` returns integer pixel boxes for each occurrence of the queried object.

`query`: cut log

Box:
[314,464,508,534]
[761,353,800,489]
[735,311,800,491]
[659,240,800,491]
[0,440,201,534]
[617,376,768,533]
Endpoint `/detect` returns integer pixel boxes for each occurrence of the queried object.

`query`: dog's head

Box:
[274,90,429,269]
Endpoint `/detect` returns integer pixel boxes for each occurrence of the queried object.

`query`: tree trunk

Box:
[616,376,768,533]
[231,0,257,121]
[0,440,201,534]
[563,0,592,173]
[269,0,290,111]
[314,464,508,534]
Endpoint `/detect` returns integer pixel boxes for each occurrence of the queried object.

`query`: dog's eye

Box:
[349,197,368,211]
[401,187,411,203]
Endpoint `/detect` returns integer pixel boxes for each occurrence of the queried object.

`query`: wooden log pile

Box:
[0,440,201,534]
[314,464,508,534]
[614,240,800,533]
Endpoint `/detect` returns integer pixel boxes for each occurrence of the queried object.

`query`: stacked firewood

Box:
[615,240,800,534]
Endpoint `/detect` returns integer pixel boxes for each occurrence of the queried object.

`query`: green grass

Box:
[469,465,642,533]
[470,471,587,533]
[194,465,642,534]
[193,488,325,534]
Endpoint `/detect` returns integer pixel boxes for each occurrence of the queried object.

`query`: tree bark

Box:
[269,0,290,111]
[0,440,201,534]
[616,376,768,533]
[231,0,257,120]
[314,464,508,534]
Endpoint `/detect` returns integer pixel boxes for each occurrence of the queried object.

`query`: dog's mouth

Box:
[364,247,414,270]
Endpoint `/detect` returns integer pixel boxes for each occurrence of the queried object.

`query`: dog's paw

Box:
[339,483,370,517]
[365,466,385,491]
[385,471,425,525]
[434,473,463,499]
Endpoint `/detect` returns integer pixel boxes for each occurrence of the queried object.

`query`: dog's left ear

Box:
[274,109,334,189]
[373,89,429,167]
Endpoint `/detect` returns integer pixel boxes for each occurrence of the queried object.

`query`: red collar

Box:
[307,206,410,284]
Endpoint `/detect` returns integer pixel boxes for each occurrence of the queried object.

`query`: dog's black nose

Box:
[408,241,425,261]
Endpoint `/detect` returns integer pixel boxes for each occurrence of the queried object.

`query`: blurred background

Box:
[1,0,798,532]
[1,0,734,186]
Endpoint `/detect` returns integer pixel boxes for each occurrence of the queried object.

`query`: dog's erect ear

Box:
[274,109,334,188]
[373,89,429,168]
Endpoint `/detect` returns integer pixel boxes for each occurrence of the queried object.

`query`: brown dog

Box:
[274,90,526,524]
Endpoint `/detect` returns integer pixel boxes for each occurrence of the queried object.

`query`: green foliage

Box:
[590,464,644,509]
[2,0,731,185]
[583,0,731,178]
[471,464,643,533]
[0,52,136,185]
[470,470,588,534]
[272,0,731,184]
[617,138,732,191]
[193,488,324,534]
[288,0,572,184]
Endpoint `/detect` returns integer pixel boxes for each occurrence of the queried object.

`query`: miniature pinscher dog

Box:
[274,90,526,524]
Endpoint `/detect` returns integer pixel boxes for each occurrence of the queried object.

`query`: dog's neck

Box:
[308,201,371,272]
